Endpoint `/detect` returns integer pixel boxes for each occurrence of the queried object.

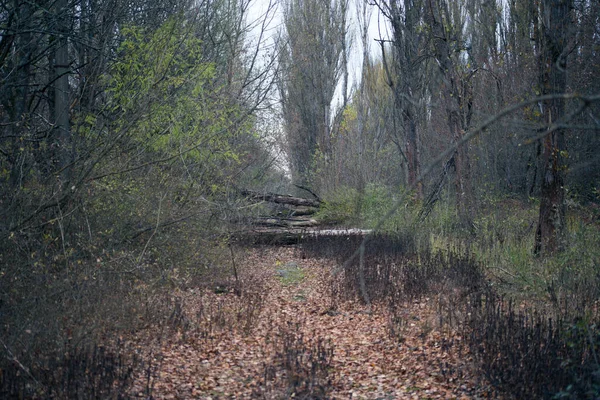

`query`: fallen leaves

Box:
[126,246,497,399]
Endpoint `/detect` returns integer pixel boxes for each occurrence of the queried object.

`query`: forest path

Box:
[131,246,485,399]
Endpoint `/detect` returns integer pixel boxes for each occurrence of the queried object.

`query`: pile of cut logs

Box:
[240,189,321,228]
[233,189,322,244]
[233,189,371,245]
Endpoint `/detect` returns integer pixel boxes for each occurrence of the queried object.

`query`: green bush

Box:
[315,186,360,225]
[316,183,459,253]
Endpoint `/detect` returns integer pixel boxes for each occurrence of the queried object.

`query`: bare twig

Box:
[228,243,240,295]
[0,338,40,387]
[358,243,371,311]
[137,193,166,266]
[293,184,322,202]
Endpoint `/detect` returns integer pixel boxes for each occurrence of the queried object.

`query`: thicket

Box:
[0,3,281,396]
[316,184,600,306]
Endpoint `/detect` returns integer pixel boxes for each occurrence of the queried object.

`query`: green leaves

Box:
[108,17,244,165]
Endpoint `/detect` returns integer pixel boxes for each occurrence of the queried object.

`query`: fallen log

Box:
[231,228,372,246]
[241,189,321,208]
[280,206,317,216]
[231,229,304,245]
[252,217,319,228]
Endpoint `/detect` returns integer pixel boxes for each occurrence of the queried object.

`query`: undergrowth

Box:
[260,321,334,399]
[302,224,600,398]
[0,238,265,398]
[320,184,600,308]
[0,340,146,399]
[310,184,600,397]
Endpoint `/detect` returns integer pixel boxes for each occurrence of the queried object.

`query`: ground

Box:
[129,246,497,399]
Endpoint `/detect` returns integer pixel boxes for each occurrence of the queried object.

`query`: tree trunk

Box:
[405,110,422,199]
[54,0,72,185]
[424,0,473,224]
[534,0,571,256]
[7,1,34,190]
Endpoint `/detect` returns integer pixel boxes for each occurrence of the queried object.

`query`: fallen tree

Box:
[237,189,323,236]
[231,228,372,246]
[252,217,319,228]
[241,189,321,208]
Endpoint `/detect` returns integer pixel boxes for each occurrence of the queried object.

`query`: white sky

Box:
[245,0,392,98]
[244,0,392,175]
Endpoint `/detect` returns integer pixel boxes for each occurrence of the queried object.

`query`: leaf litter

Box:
[127,246,499,399]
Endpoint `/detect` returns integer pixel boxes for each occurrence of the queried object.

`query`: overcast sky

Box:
[245,0,392,98]
[243,0,392,173]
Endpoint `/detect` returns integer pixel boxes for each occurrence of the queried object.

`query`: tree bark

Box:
[424,0,474,224]
[252,217,319,228]
[54,0,72,184]
[534,0,571,256]
[405,110,422,199]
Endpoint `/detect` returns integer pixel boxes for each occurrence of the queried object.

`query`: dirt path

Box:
[130,247,487,399]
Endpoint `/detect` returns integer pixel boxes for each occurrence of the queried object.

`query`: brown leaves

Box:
[127,247,491,399]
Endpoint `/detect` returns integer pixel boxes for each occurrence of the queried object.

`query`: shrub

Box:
[0,341,147,399]
[315,186,360,225]
[464,289,600,399]
[261,321,334,399]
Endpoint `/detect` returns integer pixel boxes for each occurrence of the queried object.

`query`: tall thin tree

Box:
[374,0,426,199]
[534,0,573,255]
[278,0,348,188]
[424,0,476,224]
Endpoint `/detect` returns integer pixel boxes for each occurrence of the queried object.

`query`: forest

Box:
[1,0,600,398]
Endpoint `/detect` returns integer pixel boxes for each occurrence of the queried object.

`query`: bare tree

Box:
[534,0,573,256]
[424,0,476,224]
[278,0,348,188]
[373,0,427,199]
